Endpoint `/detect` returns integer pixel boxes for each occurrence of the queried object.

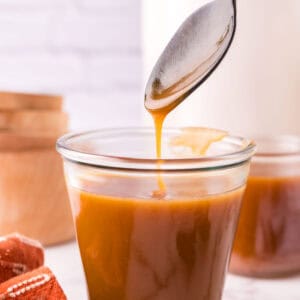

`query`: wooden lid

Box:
[0,92,62,110]
[0,132,61,151]
[0,110,68,133]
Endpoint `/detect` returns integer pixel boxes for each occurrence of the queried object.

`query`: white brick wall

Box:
[0,0,143,130]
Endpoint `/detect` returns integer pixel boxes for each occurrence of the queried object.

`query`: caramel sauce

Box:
[69,103,243,300]
[71,185,244,300]
[169,127,227,156]
[68,103,243,300]
[231,176,300,277]
[148,106,227,198]
[151,112,166,198]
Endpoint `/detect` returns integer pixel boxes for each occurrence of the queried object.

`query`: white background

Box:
[0,0,143,130]
[0,0,300,135]
[1,0,299,137]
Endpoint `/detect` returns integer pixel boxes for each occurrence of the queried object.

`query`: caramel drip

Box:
[151,112,166,199]
[149,113,227,199]
[170,127,228,156]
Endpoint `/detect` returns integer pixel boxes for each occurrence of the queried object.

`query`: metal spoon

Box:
[145,0,236,113]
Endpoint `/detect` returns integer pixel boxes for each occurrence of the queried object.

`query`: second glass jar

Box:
[230,136,300,277]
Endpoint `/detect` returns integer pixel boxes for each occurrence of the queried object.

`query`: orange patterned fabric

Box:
[0,234,44,284]
[0,266,66,300]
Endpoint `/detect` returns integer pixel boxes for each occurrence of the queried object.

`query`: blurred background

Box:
[0,0,299,134]
[0,0,142,130]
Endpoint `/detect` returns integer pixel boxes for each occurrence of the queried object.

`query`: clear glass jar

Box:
[231,136,300,277]
[57,128,255,300]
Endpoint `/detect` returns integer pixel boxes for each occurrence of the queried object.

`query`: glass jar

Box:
[231,136,300,277]
[57,128,255,300]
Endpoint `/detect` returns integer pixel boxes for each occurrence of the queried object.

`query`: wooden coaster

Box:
[0,132,61,151]
[0,92,62,111]
[0,110,68,133]
[0,149,75,245]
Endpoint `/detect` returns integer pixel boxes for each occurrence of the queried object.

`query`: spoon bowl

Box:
[145,0,236,113]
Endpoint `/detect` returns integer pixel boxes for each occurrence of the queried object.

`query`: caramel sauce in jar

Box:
[231,136,300,277]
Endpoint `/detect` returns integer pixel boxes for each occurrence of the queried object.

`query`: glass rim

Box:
[253,135,300,158]
[56,127,256,171]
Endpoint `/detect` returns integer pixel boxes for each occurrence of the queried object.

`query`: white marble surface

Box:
[46,241,300,300]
